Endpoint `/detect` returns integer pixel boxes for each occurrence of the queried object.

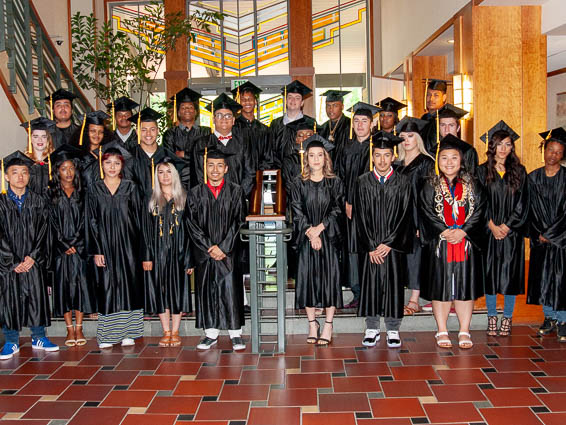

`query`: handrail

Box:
[0,0,93,121]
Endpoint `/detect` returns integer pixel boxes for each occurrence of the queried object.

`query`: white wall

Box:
[380,0,469,75]
[548,73,566,129]
[32,0,71,67]
[0,91,26,157]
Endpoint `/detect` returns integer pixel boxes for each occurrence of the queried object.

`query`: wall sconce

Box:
[399,85,412,119]
[453,73,473,118]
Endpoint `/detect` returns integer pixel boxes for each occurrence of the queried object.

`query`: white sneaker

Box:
[386,331,402,348]
[121,338,135,346]
[98,343,113,349]
[362,329,380,347]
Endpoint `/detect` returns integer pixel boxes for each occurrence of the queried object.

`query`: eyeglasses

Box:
[214,113,234,120]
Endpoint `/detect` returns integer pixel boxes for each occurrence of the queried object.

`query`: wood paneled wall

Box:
[164,0,188,100]
[411,56,449,118]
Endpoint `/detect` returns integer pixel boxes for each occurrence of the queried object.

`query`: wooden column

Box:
[411,56,450,118]
[454,6,474,143]
[163,0,188,100]
[288,0,315,116]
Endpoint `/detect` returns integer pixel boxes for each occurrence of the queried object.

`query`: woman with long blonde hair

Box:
[143,158,193,347]
[21,117,56,196]
[291,137,344,346]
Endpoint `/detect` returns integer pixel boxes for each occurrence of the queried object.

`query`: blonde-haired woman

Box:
[395,117,434,315]
[142,157,193,347]
[21,117,56,196]
[291,135,344,345]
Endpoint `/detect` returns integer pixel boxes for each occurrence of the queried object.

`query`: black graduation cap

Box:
[395,116,428,134]
[434,104,468,120]
[350,102,381,119]
[281,80,312,98]
[480,120,520,144]
[20,117,57,133]
[128,107,163,124]
[45,88,78,102]
[322,90,350,103]
[81,110,111,126]
[50,144,83,167]
[170,87,202,104]
[101,140,133,161]
[539,127,566,145]
[285,117,317,132]
[376,97,406,113]
[106,96,139,112]
[439,134,470,153]
[154,154,187,174]
[423,78,451,93]
[371,131,403,150]
[304,134,334,152]
[231,81,262,98]
[204,93,242,114]
[204,148,235,160]
[3,150,35,169]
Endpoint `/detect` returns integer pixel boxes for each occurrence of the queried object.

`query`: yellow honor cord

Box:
[48,153,52,181]
[203,146,208,184]
[111,101,116,131]
[173,95,177,124]
[424,78,429,112]
[79,114,87,146]
[137,113,141,145]
[99,146,104,179]
[1,159,6,195]
[27,122,32,153]
[50,95,53,120]
[369,134,373,171]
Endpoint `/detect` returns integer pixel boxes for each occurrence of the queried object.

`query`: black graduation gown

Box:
[281,148,302,195]
[319,115,351,165]
[527,167,566,310]
[269,114,315,169]
[87,179,143,314]
[187,181,247,330]
[233,115,271,171]
[353,171,414,319]
[396,154,435,290]
[49,188,95,316]
[291,177,344,309]
[130,145,191,198]
[113,129,138,152]
[193,133,255,198]
[418,177,486,301]
[163,124,211,188]
[142,198,193,314]
[477,164,528,296]
[29,161,50,197]
[0,190,50,330]
[52,123,79,149]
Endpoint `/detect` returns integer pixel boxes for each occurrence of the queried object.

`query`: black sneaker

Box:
[558,322,566,343]
[538,318,558,336]
[197,337,218,350]
[231,337,246,351]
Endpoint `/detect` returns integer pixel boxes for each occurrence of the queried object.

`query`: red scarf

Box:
[207,179,225,199]
[443,179,467,263]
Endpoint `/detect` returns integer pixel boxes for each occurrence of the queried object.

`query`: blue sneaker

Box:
[31,337,59,352]
[0,343,20,360]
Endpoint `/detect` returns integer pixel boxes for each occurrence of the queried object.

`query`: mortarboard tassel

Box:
[111,101,116,131]
[484,132,489,154]
[48,153,52,181]
[211,103,215,133]
[283,85,287,114]
[369,133,373,172]
[137,112,141,145]
[300,141,304,174]
[79,113,87,146]
[319,95,323,121]
[424,78,429,113]
[543,129,552,163]
[159,215,163,237]
[1,159,6,195]
[99,146,104,179]
[50,94,53,120]
[314,121,317,133]
[236,87,240,104]
[173,94,177,124]
[27,121,32,154]
[377,114,381,131]
[151,157,155,189]
[349,112,353,139]
[203,146,208,184]
[435,110,440,176]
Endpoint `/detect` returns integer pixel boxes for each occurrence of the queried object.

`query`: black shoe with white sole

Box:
[386,331,402,348]
[197,337,218,350]
[231,337,246,351]
[362,329,380,347]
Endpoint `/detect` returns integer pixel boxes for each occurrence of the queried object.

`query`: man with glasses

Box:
[193,93,255,198]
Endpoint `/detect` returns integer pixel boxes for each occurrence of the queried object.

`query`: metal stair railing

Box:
[0,0,92,119]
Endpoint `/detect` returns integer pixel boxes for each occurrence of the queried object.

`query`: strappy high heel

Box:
[499,317,512,337]
[307,319,320,344]
[317,321,333,346]
[487,316,498,337]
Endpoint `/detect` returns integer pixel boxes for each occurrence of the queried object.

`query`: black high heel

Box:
[307,319,320,344]
[317,321,333,346]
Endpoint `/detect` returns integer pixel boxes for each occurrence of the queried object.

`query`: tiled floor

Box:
[0,326,565,424]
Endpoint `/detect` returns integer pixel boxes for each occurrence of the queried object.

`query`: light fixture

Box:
[453,73,473,118]
[447,39,455,44]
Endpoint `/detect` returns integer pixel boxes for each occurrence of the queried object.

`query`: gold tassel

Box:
[435,110,440,175]
[137,112,141,145]
[283,85,287,114]
[369,133,373,172]
[204,146,208,184]
[236,87,240,104]
[1,159,6,195]
[393,126,397,136]
[377,114,381,131]
[424,78,429,113]
[159,215,163,237]
[543,129,552,163]
[314,121,317,133]
[151,157,155,189]
[48,153,52,181]
[50,95,53,120]
[79,114,87,146]
[349,113,353,139]
[99,146,104,179]
[300,141,304,174]
[394,145,397,158]
[173,94,177,124]
[27,121,32,153]
[211,104,215,133]
[111,101,116,131]
[319,95,323,121]
[484,132,488,154]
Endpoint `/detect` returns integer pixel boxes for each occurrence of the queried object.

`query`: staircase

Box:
[0,0,92,123]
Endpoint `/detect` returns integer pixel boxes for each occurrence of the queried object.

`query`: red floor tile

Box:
[67,407,128,425]
[356,349,400,363]
[319,392,371,412]
[257,356,300,369]
[50,366,100,380]
[537,361,566,376]
[0,421,49,425]
[344,362,390,376]
[488,371,541,388]
[491,346,539,359]
[390,365,438,381]
[436,368,489,384]
[129,375,180,391]
[490,358,541,372]
[146,396,201,414]
[480,406,545,425]
[240,369,285,385]
[13,362,64,375]
[431,384,486,402]
[443,354,492,369]
[315,347,357,360]
[22,401,82,420]
[18,379,72,396]
[120,413,177,425]
[381,380,433,397]
[423,401,483,423]
[332,376,381,393]
[0,374,34,390]
[101,390,156,407]
[78,354,124,366]
[537,348,566,362]
[268,388,318,406]
[153,361,201,375]
[302,412,357,425]
[88,370,139,385]
[58,384,113,401]
[173,379,224,396]
[278,345,314,357]
[483,388,542,407]
[301,359,344,373]
[0,395,40,412]
[137,346,182,358]
[115,358,162,371]
[538,412,566,425]
[217,353,259,366]
[0,357,28,370]
[247,407,300,425]
[538,393,566,412]
[399,352,446,366]
[286,372,332,388]
[176,349,220,363]
[194,401,249,420]
[220,384,269,401]
[370,397,425,418]
[356,420,412,425]
[196,366,243,380]
[538,377,566,392]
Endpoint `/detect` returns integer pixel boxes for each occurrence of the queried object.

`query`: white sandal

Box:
[435,331,452,348]
[458,332,473,349]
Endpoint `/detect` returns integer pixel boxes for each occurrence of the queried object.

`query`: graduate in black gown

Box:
[48,144,94,347]
[193,93,255,198]
[45,88,79,148]
[20,117,57,197]
[420,78,449,121]
[187,149,247,351]
[337,102,380,309]
[142,156,193,347]
[354,133,413,349]
[0,151,58,360]
[477,121,528,337]
[231,81,271,171]
[87,148,144,349]
[291,138,344,346]
[269,80,314,168]
[376,97,406,134]
[162,87,211,188]
[129,107,190,198]
[106,96,140,151]
[527,127,566,342]
[394,117,434,316]
[318,90,351,165]
[281,117,317,194]
[419,135,486,350]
